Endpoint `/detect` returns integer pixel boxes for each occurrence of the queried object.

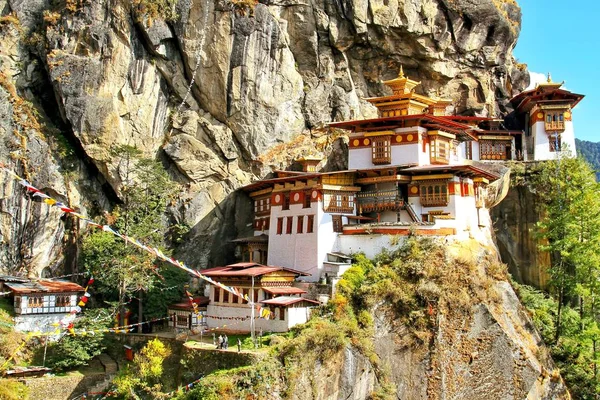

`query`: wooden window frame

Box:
[332,215,343,233]
[282,193,290,210]
[307,215,315,233]
[545,111,565,132]
[28,296,42,308]
[419,182,450,207]
[323,191,354,213]
[479,140,510,160]
[56,295,71,307]
[372,136,391,165]
[277,217,283,235]
[214,287,221,303]
[303,191,312,208]
[286,216,293,234]
[297,215,304,234]
[549,134,562,152]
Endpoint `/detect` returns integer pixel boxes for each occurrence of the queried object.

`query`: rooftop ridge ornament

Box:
[398,65,405,79]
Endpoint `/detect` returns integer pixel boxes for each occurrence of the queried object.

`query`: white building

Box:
[200,263,319,332]
[510,75,584,160]
[167,296,209,333]
[0,276,85,332]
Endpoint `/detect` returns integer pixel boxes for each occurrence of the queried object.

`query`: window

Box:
[28,296,42,308]
[465,141,473,160]
[419,182,449,207]
[56,295,71,307]
[223,290,230,303]
[254,197,270,215]
[282,193,290,210]
[323,191,354,213]
[479,140,511,160]
[307,215,315,233]
[332,215,343,233]
[430,136,450,164]
[303,191,312,208]
[549,135,562,152]
[372,136,391,164]
[242,288,249,303]
[213,287,221,303]
[277,217,283,235]
[545,112,565,131]
[253,289,259,302]
[279,307,285,321]
[286,217,293,234]
[297,216,304,233]
[176,314,188,327]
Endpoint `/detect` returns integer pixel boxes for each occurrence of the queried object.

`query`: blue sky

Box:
[514,0,600,142]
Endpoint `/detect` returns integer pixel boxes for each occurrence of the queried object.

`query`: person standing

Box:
[223,334,228,350]
[217,334,223,349]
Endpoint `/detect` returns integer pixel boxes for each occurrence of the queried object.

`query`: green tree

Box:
[81,145,178,326]
[45,308,112,371]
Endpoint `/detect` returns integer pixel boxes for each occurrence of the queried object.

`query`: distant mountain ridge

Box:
[576,139,600,180]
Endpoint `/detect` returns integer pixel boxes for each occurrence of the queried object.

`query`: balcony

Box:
[357,190,404,213]
[545,121,565,132]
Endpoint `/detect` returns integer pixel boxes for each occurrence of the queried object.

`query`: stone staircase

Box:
[86,354,119,396]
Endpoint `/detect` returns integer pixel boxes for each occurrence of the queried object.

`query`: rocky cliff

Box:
[0,0,528,276]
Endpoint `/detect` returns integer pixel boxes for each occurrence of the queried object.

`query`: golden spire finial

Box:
[547,72,552,83]
[399,65,405,79]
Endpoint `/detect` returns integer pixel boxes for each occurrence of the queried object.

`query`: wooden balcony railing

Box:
[545,121,565,132]
[357,190,404,213]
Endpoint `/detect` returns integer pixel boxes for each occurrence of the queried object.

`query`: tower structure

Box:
[510,74,584,160]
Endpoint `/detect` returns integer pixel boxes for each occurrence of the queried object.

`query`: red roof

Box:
[168,296,210,311]
[262,287,307,295]
[510,87,584,113]
[3,279,85,294]
[200,263,310,277]
[260,296,320,306]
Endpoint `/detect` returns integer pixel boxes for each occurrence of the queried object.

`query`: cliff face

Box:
[491,184,551,289]
[0,0,528,276]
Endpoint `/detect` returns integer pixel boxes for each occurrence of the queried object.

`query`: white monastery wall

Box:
[15,314,65,333]
[268,202,319,278]
[390,143,420,166]
[532,121,576,161]
[348,148,373,170]
[316,207,343,283]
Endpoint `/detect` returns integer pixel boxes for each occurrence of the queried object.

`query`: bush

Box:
[0,379,29,400]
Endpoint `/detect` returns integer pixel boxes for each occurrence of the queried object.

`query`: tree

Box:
[81,145,178,326]
[534,156,600,343]
[45,308,112,371]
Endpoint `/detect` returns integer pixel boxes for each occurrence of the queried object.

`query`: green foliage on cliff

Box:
[515,156,600,397]
[575,138,600,180]
[176,237,504,399]
[515,283,600,398]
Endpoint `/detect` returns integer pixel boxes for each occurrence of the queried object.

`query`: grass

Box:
[185,332,279,351]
